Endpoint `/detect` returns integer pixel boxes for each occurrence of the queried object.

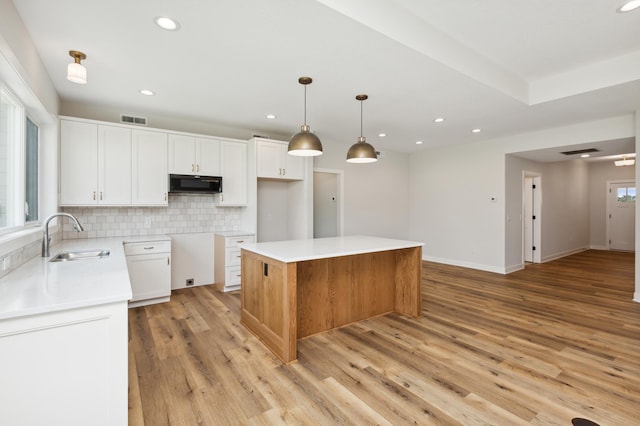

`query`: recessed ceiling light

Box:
[378,133,386,137]
[618,0,640,12]
[581,154,590,158]
[416,141,423,145]
[472,128,481,133]
[265,114,277,119]
[434,117,445,123]
[139,89,155,96]
[154,16,180,31]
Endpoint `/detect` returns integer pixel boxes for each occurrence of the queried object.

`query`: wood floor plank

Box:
[129,249,640,425]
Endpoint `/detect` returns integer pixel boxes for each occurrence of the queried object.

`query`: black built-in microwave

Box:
[168,174,222,194]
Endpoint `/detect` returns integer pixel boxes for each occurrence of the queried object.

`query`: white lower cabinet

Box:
[214,232,254,292]
[125,239,172,307]
[0,302,128,426]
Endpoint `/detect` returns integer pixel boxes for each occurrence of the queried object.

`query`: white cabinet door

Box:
[168,135,220,176]
[98,125,131,205]
[257,140,283,178]
[196,137,221,176]
[60,120,98,205]
[284,149,305,180]
[0,302,128,426]
[256,139,304,180]
[132,130,168,205]
[168,134,196,174]
[217,141,247,206]
[127,253,171,302]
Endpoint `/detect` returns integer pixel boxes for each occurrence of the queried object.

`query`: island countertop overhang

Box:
[239,235,424,263]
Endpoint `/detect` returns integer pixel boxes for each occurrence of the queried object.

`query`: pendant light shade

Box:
[346,94,377,163]
[288,77,323,156]
[67,50,87,84]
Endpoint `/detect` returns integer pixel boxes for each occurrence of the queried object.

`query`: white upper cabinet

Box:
[98,126,132,205]
[256,139,304,180]
[60,121,131,206]
[132,130,168,206]
[217,141,247,206]
[168,134,220,176]
[60,120,98,205]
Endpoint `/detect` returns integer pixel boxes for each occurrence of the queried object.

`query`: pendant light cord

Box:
[360,99,363,138]
[303,84,307,126]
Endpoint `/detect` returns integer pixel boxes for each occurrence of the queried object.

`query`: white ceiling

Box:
[11,0,640,157]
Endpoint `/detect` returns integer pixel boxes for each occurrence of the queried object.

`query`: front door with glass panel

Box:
[608,181,635,251]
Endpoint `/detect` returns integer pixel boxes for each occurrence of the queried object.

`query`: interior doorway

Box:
[523,173,542,263]
[608,180,636,252]
[313,169,344,238]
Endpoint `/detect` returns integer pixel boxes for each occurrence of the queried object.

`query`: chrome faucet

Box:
[41,213,85,257]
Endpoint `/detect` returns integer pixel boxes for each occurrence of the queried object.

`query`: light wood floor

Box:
[128,250,640,425]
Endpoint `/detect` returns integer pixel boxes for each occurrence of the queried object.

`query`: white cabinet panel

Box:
[168,134,220,176]
[132,130,168,206]
[0,302,128,426]
[170,233,215,289]
[98,125,131,205]
[256,139,304,180]
[217,141,248,206]
[125,240,171,307]
[197,137,221,176]
[60,120,98,205]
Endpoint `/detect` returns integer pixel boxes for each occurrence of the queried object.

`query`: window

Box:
[617,187,636,203]
[0,85,32,232]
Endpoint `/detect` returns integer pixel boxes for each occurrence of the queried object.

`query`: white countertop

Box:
[0,238,139,321]
[240,235,424,263]
[215,230,254,237]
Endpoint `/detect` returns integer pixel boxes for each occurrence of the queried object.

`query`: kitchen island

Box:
[240,235,423,363]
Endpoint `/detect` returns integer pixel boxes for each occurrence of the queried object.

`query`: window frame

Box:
[0,83,38,236]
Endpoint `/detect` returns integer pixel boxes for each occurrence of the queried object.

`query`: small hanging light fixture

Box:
[288,77,323,156]
[67,50,87,84]
[346,94,377,163]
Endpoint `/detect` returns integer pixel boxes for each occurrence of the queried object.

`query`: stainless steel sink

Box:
[49,249,110,262]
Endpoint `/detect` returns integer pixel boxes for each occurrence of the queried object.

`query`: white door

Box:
[313,171,341,238]
[608,181,635,251]
[523,174,541,263]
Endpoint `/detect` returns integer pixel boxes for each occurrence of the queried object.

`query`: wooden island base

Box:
[240,240,422,363]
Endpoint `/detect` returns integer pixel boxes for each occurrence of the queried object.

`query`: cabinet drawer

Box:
[226,235,254,248]
[227,266,242,285]
[124,241,171,256]
[227,247,242,266]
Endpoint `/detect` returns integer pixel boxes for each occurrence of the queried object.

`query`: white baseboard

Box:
[541,247,589,263]
[422,255,507,274]
[589,245,608,250]
[634,292,640,303]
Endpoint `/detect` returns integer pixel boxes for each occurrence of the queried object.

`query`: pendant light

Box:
[67,50,87,84]
[346,94,378,163]
[288,77,323,156]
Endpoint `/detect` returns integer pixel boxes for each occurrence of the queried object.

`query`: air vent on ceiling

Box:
[560,148,599,156]
[120,114,147,126]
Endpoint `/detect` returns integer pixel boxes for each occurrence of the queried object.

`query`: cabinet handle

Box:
[143,246,155,250]
[167,256,170,266]
[283,168,286,176]
[164,193,167,201]
[100,192,103,200]
[192,164,195,172]
[92,191,96,200]
[196,164,200,172]
[237,240,244,243]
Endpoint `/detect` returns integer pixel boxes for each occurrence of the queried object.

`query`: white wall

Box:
[409,114,636,274]
[588,161,635,249]
[313,138,411,239]
[409,140,506,272]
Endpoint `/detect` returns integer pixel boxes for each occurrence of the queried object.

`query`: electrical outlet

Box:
[186,278,194,286]
[2,256,9,271]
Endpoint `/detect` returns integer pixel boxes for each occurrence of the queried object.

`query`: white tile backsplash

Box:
[62,194,243,240]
